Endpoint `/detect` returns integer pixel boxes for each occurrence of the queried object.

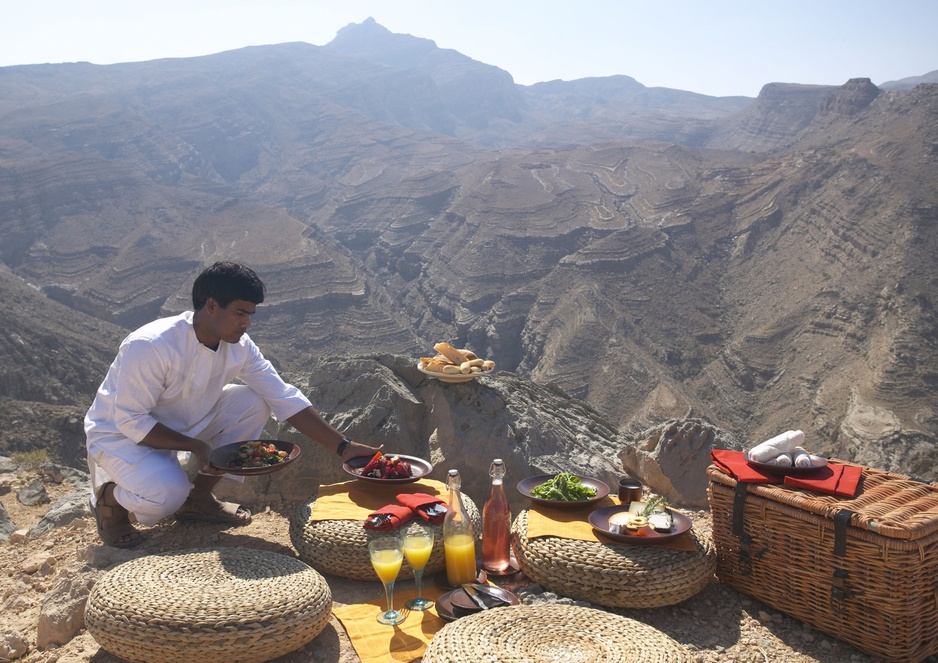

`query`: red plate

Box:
[342,453,433,484]
[588,505,693,544]
[209,440,300,476]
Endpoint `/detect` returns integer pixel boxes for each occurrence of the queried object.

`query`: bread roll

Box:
[420,358,449,373]
[434,342,469,366]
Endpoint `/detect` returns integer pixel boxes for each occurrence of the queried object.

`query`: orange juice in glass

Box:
[402,522,434,611]
[368,536,406,625]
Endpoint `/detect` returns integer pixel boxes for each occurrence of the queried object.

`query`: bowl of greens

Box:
[516,472,610,510]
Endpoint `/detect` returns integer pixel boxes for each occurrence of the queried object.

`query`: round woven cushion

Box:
[512,509,716,608]
[289,491,482,580]
[423,603,692,662]
[85,547,332,663]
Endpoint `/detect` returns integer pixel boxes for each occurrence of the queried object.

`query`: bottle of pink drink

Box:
[481,458,512,573]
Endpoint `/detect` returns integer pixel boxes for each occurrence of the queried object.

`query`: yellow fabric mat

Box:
[333,585,448,663]
[526,496,697,552]
[311,479,447,521]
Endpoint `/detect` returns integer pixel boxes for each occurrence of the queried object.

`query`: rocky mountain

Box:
[880,68,938,90]
[0,20,936,484]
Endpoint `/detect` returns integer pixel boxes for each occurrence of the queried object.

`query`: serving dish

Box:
[588,504,692,544]
[416,362,494,383]
[743,450,829,476]
[516,474,610,510]
[342,453,433,484]
[209,440,301,476]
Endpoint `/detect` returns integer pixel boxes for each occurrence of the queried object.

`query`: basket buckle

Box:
[830,568,851,614]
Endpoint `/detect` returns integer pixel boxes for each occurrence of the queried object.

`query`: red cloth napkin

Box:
[784,464,862,498]
[710,449,781,484]
[363,504,414,530]
[396,492,448,524]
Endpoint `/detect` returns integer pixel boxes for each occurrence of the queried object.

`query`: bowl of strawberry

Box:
[342,451,433,484]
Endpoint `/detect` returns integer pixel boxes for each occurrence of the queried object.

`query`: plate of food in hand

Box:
[743,449,828,476]
[343,451,433,484]
[418,342,496,383]
[589,496,692,544]
[516,472,610,509]
[210,440,301,476]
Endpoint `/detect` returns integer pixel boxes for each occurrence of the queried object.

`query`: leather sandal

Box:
[174,499,252,526]
[90,484,145,548]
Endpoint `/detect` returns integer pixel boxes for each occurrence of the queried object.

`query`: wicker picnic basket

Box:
[708,461,938,663]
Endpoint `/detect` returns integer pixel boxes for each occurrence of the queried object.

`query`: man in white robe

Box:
[85,261,379,547]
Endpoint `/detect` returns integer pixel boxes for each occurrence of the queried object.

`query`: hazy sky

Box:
[2,0,936,97]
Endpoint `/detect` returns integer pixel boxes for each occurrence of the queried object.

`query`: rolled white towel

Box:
[748,430,805,462]
[792,446,812,468]
[773,453,793,467]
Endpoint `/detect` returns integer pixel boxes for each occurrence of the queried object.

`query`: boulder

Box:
[621,418,742,507]
[36,569,100,649]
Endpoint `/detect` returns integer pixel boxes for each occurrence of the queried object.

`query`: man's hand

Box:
[192,438,226,475]
[341,440,383,463]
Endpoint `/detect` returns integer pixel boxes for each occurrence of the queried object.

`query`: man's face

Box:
[202,298,256,346]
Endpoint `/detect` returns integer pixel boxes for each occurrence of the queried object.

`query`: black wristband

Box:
[336,437,351,456]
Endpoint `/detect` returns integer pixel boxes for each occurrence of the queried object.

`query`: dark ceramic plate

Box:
[342,453,433,484]
[435,590,460,622]
[516,474,610,510]
[743,450,829,476]
[448,585,519,615]
[209,440,301,476]
[589,505,693,544]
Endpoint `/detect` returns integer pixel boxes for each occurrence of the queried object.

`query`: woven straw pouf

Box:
[423,603,692,662]
[85,547,332,663]
[289,491,482,581]
[512,509,716,608]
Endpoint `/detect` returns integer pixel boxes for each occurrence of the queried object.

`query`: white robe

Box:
[85,311,311,522]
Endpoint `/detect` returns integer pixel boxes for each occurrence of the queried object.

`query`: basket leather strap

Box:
[831,509,857,613]
[833,509,856,557]
[732,481,756,575]
[732,481,749,537]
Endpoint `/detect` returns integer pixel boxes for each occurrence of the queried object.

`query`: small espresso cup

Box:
[618,478,643,504]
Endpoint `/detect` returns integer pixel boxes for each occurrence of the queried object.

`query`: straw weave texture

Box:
[511,509,715,608]
[85,547,332,663]
[422,604,692,662]
[708,463,938,663]
[289,491,482,580]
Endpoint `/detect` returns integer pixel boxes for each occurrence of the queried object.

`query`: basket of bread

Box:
[418,342,496,383]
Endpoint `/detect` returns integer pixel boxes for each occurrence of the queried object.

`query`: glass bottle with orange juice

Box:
[443,469,477,586]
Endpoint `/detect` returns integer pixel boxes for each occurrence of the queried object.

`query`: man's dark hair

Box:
[192,262,265,310]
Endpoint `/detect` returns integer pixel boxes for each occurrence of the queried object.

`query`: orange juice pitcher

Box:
[443,469,477,586]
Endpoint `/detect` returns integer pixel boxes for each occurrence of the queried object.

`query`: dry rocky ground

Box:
[0,466,919,663]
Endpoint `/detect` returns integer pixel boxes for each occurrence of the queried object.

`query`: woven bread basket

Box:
[422,603,692,662]
[85,547,331,663]
[290,490,481,580]
[511,509,715,608]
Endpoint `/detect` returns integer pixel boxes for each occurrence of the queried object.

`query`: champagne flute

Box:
[368,535,406,625]
[402,521,435,611]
